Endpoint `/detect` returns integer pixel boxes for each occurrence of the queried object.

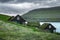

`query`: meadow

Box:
[0,14,60,40]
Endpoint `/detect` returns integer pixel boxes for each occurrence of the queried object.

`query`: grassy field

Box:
[0,20,60,40]
[0,14,10,21]
[0,13,60,40]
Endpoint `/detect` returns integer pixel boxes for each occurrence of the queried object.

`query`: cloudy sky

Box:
[0,0,60,16]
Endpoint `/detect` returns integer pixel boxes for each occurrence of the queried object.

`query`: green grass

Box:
[0,14,60,40]
[0,20,60,40]
[0,14,10,21]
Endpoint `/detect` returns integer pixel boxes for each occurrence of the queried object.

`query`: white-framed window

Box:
[17,17,20,20]
[49,25,51,28]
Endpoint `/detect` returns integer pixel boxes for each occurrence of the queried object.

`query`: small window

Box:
[49,25,51,28]
[53,30,56,32]
[17,17,20,20]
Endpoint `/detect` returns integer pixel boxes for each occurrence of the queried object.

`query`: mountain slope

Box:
[22,6,60,22]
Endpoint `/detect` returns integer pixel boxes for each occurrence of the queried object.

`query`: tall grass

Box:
[0,20,60,40]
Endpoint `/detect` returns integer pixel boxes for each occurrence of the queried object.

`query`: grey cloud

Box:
[16,0,42,3]
[0,0,60,7]
[0,0,14,3]
[0,5,28,15]
[16,0,60,7]
[0,0,50,3]
[44,0,60,6]
[0,0,60,16]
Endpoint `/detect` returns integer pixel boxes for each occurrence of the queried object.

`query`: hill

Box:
[0,20,60,40]
[0,14,60,40]
[22,6,60,22]
[0,14,10,21]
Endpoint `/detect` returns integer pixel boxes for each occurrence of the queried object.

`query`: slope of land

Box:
[0,14,10,21]
[22,6,60,22]
[0,20,60,40]
[0,14,60,40]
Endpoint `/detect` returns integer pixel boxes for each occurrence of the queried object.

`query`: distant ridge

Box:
[22,6,60,22]
[30,6,60,12]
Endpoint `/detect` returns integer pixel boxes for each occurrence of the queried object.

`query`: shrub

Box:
[27,22,40,28]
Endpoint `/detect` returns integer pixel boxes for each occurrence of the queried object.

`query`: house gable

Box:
[8,15,26,24]
[41,23,56,33]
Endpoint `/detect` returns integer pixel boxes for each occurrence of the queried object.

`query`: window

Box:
[49,25,51,28]
[17,17,20,20]
[53,30,56,32]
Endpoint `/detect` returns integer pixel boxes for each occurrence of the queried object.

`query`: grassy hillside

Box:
[0,14,10,21]
[22,6,60,22]
[0,20,60,40]
[0,14,60,40]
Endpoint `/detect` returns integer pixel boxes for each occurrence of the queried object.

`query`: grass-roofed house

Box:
[40,23,56,33]
[8,15,26,24]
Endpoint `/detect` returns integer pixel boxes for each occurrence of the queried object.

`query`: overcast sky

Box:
[0,0,60,16]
